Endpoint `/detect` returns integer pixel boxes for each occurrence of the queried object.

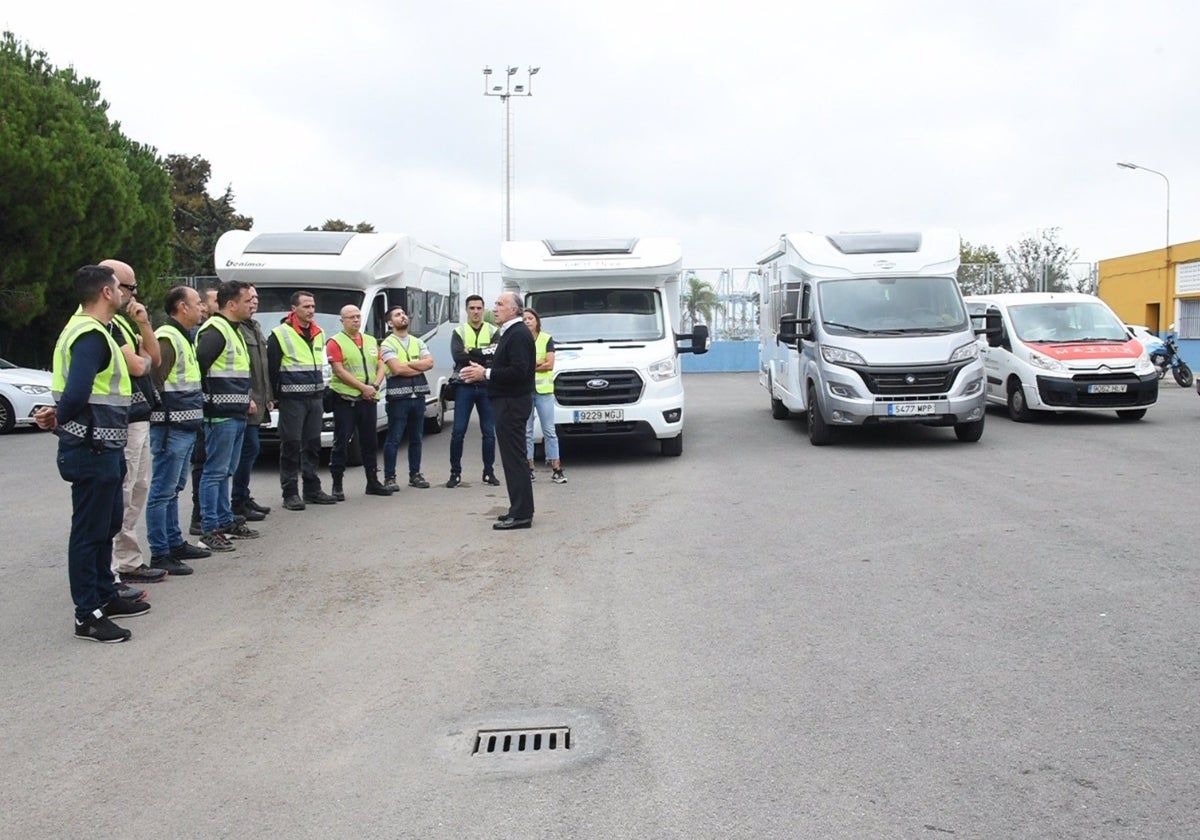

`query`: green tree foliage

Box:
[168,154,252,278]
[1006,227,1079,293]
[957,239,1009,295]
[304,219,376,233]
[0,31,173,364]
[681,274,719,330]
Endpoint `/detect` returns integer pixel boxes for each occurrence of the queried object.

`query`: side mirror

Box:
[777,316,801,346]
[676,324,709,355]
[985,311,1004,347]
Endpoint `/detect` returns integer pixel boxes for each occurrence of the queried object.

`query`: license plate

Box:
[888,403,935,416]
[1087,383,1127,394]
[574,409,623,422]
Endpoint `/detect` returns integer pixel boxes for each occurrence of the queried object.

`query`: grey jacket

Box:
[238,317,274,425]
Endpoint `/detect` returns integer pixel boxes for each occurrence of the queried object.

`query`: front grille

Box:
[555,369,644,406]
[854,364,964,396]
[1037,373,1155,408]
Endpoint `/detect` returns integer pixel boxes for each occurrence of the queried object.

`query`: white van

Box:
[963,292,1158,421]
[501,237,709,456]
[214,230,467,456]
[759,229,988,444]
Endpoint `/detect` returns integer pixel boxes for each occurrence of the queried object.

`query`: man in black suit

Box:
[458,291,536,530]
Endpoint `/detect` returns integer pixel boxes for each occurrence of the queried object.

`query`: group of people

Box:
[41,263,559,643]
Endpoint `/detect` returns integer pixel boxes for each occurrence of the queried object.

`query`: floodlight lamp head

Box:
[508,66,519,75]
[530,66,540,75]
[1116,162,1137,170]
[483,67,493,75]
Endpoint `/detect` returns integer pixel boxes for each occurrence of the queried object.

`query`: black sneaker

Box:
[223,522,260,540]
[246,497,272,515]
[445,473,462,489]
[171,541,213,560]
[409,473,430,489]
[482,472,501,486]
[233,504,266,521]
[199,531,236,553]
[120,565,168,583]
[552,468,567,484]
[104,595,151,619]
[283,495,306,511]
[151,554,195,575]
[116,582,146,602]
[75,609,131,643]
[303,490,338,505]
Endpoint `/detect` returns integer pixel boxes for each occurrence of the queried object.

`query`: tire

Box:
[768,374,789,419]
[1172,362,1194,389]
[0,395,14,435]
[424,395,445,435]
[806,383,832,446]
[1116,409,1147,421]
[1006,378,1033,422]
[954,417,985,442]
[660,433,683,456]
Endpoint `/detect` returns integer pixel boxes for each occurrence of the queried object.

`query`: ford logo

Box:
[586,378,610,390]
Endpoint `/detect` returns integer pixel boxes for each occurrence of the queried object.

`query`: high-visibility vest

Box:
[381,334,430,401]
[328,331,380,398]
[454,322,495,371]
[113,313,158,423]
[51,314,132,449]
[198,314,251,418]
[534,331,554,395]
[151,322,204,430]
[271,322,324,400]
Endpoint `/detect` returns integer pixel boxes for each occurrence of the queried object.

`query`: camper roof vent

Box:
[543,238,639,256]
[826,232,922,255]
[245,232,356,255]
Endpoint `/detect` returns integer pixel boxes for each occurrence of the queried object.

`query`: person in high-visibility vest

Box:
[522,308,566,484]
[37,265,149,642]
[446,295,499,488]
[326,304,392,498]
[380,305,435,491]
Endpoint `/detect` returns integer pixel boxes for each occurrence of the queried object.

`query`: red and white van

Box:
[963,292,1158,421]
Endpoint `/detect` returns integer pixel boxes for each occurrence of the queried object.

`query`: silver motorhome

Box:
[758,229,988,445]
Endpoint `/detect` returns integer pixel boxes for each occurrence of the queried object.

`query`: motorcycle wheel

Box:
[1173,361,1194,389]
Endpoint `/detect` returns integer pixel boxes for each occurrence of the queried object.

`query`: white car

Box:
[0,357,54,434]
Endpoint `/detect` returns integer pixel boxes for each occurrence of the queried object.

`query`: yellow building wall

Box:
[1098,239,1200,332]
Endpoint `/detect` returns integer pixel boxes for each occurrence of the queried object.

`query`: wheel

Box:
[954,417,985,442]
[424,396,445,434]
[660,433,683,456]
[769,374,789,419]
[806,383,832,446]
[1172,362,1194,389]
[1006,378,1033,422]
[0,396,14,434]
[1116,409,1146,421]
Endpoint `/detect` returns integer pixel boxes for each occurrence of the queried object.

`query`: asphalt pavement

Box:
[1,375,1198,839]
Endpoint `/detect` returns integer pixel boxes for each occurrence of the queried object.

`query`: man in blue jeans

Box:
[446,295,499,488]
[232,285,274,521]
[146,285,211,576]
[381,306,434,491]
[196,281,258,553]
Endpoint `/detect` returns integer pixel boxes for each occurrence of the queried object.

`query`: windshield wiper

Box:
[823,321,869,333]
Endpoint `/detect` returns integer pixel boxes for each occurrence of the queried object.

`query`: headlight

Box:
[648,356,678,381]
[949,341,979,363]
[821,345,866,366]
[1027,350,1065,372]
[15,384,51,394]
[1133,351,1155,375]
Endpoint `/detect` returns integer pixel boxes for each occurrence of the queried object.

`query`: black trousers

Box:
[330,396,379,480]
[491,392,534,520]
[277,397,323,497]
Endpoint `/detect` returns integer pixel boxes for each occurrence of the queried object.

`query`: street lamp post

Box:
[1117,161,1170,255]
[483,65,539,241]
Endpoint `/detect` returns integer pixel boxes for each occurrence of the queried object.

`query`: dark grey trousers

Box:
[277,397,324,497]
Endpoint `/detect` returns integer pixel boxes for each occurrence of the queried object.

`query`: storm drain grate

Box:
[473,727,571,756]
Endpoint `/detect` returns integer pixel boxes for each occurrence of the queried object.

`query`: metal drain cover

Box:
[473,726,571,756]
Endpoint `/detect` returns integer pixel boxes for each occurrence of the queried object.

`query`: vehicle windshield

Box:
[817,276,968,334]
[0,357,16,370]
[1009,301,1128,343]
[253,287,363,339]
[526,289,665,342]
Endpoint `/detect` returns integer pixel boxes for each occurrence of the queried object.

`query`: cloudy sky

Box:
[5,0,1197,276]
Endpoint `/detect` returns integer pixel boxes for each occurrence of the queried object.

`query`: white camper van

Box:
[758,229,988,445]
[500,238,709,456]
[963,292,1158,421]
[214,230,467,455]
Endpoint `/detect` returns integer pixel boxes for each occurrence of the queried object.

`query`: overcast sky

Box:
[5,0,1198,277]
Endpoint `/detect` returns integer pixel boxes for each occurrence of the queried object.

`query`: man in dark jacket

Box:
[232,284,274,521]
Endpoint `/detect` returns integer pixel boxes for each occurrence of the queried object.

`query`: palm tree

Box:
[681,275,719,331]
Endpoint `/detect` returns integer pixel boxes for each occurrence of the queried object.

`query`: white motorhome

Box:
[500,238,709,456]
[214,230,467,456]
[758,229,988,445]
[963,292,1158,421]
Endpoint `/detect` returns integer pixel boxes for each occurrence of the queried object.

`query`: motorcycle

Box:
[1150,326,1194,388]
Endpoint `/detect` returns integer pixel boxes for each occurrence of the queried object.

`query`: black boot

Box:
[331,476,345,502]
[366,473,394,496]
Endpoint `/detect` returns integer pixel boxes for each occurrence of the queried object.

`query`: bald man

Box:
[326,304,391,497]
[101,259,168,594]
